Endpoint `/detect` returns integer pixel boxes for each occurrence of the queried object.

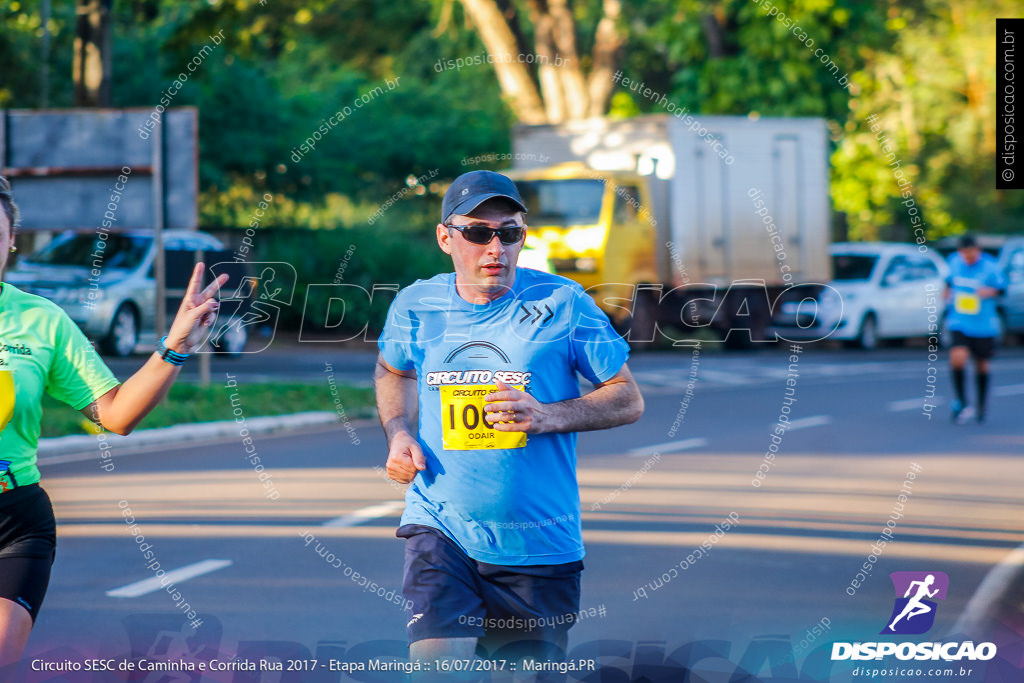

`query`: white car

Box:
[7,230,248,356]
[771,242,948,349]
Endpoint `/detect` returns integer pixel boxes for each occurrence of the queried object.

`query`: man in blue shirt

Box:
[375,170,644,667]
[945,234,1007,423]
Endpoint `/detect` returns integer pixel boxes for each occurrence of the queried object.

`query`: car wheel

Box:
[212,323,247,357]
[627,290,659,351]
[100,304,139,357]
[856,313,879,350]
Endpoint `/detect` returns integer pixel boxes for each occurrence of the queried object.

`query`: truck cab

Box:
[507,163,658,330]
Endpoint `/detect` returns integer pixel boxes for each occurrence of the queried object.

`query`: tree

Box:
[73,0,112,105]
[633,0,888,121]
[450,0,625,123]
[832,0,1024,239]
[627,0,1022,239]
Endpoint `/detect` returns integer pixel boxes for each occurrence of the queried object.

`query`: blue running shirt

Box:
[945,253,1007,338]
[378,267,629,565]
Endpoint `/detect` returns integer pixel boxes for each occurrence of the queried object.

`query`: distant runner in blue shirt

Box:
[945,234,1007,423]
[375,170,644,669]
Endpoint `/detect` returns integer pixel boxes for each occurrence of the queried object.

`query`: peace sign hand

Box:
[165,262,229,354]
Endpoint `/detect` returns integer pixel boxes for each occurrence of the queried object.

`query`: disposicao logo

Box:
[832,571,997,663]
[882,571,948,635]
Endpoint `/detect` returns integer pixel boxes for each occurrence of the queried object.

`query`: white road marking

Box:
[888,397,936,412]
[627,437,708,457]
[107,559,232,598]
[631,360,928,392]
[888,384,1024,411]
[693,370,752,385]
[993,383,1024,397]
[322,501,406,527]
[783,415,833,430]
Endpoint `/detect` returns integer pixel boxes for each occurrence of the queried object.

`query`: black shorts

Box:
[0,484,58,622]
[951,331,996,360]
[397,524,583,660]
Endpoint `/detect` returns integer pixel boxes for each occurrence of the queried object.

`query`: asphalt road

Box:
[20,344,1024,682]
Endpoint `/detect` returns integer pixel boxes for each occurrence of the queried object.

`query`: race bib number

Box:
[954,292,980,315]
[440,384,528,451]
[0,370,13,432]
[0,371,17,492]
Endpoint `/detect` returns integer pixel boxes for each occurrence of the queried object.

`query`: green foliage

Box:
[621,0,888,120]
[237,201,451,332]
[4,0,1020,243]
[617,0,1023,240]
[831,0,1024,239]
[0,0,76,108]
[2,0,512,227]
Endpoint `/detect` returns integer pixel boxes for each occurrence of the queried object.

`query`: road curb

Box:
[37,412,380,462]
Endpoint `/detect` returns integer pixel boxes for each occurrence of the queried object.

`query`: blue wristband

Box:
[156,336,190,366]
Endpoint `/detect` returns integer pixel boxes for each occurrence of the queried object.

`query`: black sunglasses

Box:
[444,223,525,246]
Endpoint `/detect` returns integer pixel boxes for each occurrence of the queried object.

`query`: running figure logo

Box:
[205,262,296,354]
[881,571,949,635]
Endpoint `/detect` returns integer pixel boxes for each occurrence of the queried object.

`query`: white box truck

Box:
[509,114,832,347]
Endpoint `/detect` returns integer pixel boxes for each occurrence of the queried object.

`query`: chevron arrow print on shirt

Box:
[518,303,554,326]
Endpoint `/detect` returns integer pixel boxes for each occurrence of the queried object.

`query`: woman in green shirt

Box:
[0,177,228,671]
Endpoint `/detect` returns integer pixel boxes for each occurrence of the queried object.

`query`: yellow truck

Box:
[509,114,832,347]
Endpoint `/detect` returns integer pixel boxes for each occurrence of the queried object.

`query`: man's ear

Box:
[437,223,453,255]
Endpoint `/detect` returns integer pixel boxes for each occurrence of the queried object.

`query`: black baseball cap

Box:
[441,170,527,222]
[957,234,978,249]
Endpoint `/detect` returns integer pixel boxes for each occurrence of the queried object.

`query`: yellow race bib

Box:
[0,370,15,492]
[439,384,528,451]
[0,370,13,433]
[954,292,980,315]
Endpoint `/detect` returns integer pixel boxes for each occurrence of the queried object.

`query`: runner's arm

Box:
[79,358,182,435]
[977,271,1005,299]
[78,263,227,435]
[485,364,644,434]
[375,354,425,482]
